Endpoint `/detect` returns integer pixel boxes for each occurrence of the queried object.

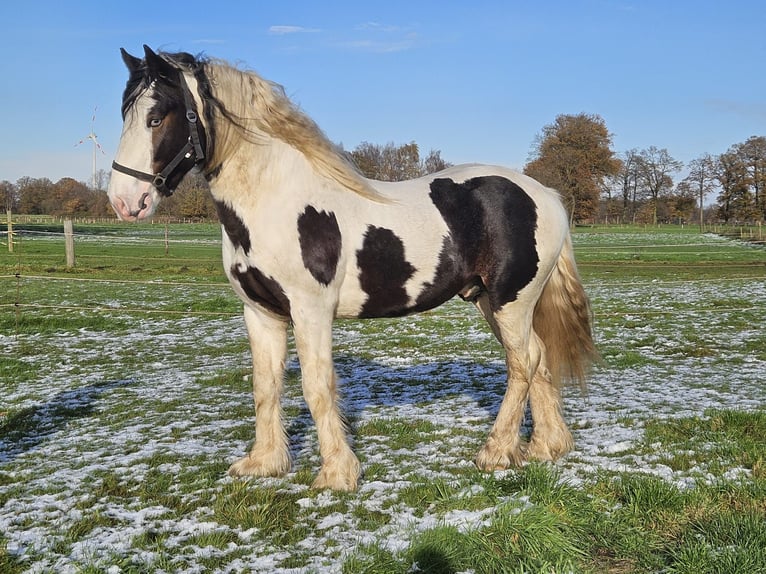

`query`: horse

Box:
[108,45,597,491]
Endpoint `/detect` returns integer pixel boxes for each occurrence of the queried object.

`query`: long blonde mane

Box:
[199,59,386,202]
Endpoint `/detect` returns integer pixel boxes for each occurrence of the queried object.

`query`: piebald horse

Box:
[108,46,597,491]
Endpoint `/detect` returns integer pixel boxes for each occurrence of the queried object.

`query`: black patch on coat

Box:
[215,200,251,254]
[428,176,539,312]
[205,163,223,181]
[356,226,416,318]
[150,105,194,192]
[297,206,342,286]
[231,265,290,317]
[412,235,473,310]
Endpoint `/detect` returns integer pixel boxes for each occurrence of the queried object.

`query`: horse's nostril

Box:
[138,192,150,211]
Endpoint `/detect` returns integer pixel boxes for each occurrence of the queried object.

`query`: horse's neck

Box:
[207,134,317,205]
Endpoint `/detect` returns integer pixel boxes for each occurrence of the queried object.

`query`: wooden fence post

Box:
[6,210,12,253]
[64,219,75,268]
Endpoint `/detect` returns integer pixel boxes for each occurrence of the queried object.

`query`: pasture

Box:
[1,223,765,573]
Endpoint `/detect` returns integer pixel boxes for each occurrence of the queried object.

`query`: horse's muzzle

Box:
[110,192,154,221]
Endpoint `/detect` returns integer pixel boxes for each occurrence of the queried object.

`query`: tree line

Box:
[525,113,766,225]
[2,124,764,225]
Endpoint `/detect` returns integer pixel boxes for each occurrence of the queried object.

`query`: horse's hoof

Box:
[228,452,290,478]
[475,443,526,471]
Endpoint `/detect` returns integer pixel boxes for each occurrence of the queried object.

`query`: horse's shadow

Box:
[282,353,529,461]
[0,357,523,469]
[0,379,133,464]
[334,353,507,415]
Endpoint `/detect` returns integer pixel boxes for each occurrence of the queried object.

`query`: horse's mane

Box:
[160,52,385,202]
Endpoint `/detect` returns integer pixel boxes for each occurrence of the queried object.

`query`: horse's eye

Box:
[149,118,163,128]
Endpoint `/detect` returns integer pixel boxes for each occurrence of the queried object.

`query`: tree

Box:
[679,153,717,230]
[349,141,452,182]
[52,178,91,217]
[524,113,621,223]
[88,190,115,218]
[610,149,642,223]
[0,180,18,213]
[733,136,766,221]
[155,173,217,220]
[666,186,697,224]
[94,168,110,193]
[17,177,54,215]
[715,150,756,223]
[421,149,452,175]
[635,146,683,225]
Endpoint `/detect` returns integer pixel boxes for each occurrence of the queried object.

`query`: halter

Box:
[112,73,206,197]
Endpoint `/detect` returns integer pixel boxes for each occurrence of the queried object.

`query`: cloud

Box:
[268,25,320,35]
[336,36,417,54]
[355,22,405,33]
[339,23,419,53]
[705,99,766,123]
[267,22,418,53]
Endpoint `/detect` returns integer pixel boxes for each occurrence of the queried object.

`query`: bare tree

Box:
[680,153,717,230]
[93,168,110,192]
[0,180,17,213]
[421,149,452,175]
[349,142,451,182]
[612,149,641,223]
[636,146,683,224]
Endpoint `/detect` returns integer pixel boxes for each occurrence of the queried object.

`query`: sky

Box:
[1,0,764,186]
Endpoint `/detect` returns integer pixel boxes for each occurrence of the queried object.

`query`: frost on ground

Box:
[1,235,765,572]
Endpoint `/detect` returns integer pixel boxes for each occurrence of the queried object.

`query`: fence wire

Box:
[1,226,764,326]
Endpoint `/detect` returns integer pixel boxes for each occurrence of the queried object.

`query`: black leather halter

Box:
[112,73,206,197]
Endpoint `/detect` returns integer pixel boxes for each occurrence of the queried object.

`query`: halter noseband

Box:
[112,73,206,197]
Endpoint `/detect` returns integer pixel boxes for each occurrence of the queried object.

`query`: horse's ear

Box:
[120,48,143,74]
[143,45,177,82]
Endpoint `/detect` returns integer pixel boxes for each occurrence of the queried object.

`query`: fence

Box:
[2,222,764,340]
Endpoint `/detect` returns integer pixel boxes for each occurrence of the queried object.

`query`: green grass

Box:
[347,419,766,574]
[1,222,765,572]
[642,409,766,478]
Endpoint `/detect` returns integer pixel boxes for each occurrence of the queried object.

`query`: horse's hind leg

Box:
[526,341,573,461]
[229,305,291,478]
[473,295,536,470]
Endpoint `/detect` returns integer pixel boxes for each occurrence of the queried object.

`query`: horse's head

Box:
[108,45,207,221]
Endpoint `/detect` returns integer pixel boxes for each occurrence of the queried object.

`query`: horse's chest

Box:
[217,201,296,317]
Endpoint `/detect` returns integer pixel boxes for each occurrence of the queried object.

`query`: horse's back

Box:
[371,164,560,202]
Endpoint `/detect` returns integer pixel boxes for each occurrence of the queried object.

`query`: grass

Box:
[346,416,766,574]
[1,223,765,572]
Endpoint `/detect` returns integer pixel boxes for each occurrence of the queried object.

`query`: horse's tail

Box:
[533,234,598,390]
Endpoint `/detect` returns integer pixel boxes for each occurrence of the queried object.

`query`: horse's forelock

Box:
[121,51,206,116]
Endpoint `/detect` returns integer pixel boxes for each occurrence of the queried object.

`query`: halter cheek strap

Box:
[112,74,206,197]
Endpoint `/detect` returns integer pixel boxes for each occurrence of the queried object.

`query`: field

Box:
[1,223,765,573]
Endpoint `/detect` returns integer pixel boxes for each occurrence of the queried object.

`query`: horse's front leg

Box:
[293,312,360,491]
[229,305,291,478]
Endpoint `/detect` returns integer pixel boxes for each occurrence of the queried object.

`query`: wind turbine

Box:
[75,107,106,189]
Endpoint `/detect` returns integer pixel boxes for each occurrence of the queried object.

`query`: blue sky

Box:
[1,1,764,185]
